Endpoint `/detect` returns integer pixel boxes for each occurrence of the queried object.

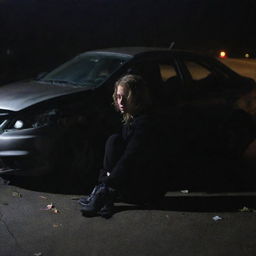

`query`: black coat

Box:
[105,114,169,202]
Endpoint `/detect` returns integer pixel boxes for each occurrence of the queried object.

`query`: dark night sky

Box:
[0,0,255,81]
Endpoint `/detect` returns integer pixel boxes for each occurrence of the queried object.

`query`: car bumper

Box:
[0,127,53,176]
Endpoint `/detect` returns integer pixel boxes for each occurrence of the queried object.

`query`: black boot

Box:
[97,200,114,219]
[78,184,101,206]
[81,184,115,217]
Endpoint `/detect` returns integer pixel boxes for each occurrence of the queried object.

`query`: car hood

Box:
[0,81,88,111]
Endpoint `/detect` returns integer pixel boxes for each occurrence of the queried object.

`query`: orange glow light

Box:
[219,51,226,58]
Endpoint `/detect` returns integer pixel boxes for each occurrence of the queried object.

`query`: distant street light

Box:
[219,51,227,58]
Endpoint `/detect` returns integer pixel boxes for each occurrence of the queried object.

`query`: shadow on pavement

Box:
[160,194,256,212]
[1,173,93,195]
[113,194,256,213]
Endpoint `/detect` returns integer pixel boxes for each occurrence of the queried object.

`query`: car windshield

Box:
[38,53,130,88]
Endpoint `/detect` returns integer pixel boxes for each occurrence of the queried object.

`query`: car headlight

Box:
[13,120,24,129]
[8,109,59,130]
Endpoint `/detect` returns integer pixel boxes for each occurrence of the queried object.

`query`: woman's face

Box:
[116,85,129,114]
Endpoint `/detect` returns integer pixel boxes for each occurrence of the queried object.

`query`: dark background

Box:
[0,0,255,83]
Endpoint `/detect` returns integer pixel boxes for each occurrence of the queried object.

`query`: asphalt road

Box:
[1,173,256,256]
[1,58,256,256]
[220,58,256,81]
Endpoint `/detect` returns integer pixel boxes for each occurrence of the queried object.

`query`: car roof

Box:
[83,47,201,58]
[91,47,170,56]
[85,47,242,79]
[79,47,238,76]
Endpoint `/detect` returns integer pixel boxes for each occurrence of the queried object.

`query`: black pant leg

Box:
[98,134,125,183]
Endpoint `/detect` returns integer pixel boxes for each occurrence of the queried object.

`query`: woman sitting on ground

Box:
[79,74,168,218]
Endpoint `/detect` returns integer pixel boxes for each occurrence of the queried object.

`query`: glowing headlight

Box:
[14,120,24,129]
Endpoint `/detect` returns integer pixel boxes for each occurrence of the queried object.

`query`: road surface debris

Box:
[41,203,60,214]
[12,191,22,198]
[239,206,256,212]
[212,216,222,221]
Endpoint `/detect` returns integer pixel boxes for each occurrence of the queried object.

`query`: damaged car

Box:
[0,47,255,186]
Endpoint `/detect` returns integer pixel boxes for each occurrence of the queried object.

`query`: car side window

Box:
[158,63,183,96]
[126,61,163,83]
[125,60,182,101]
[159,64,178,82]
[184,61,211,80]
[183,60,228,90]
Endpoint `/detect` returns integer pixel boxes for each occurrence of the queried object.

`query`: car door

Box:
[172,55,256,159]
[177,55,252,108]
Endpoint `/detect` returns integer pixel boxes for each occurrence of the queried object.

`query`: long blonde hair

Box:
[112,74,152,123]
